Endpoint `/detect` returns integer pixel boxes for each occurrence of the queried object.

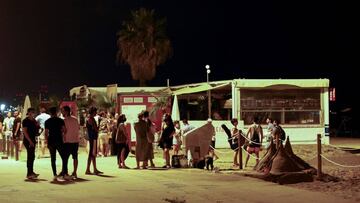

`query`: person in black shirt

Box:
[45,107,67,181]
[158,114,175,168]
[22,108,40,179]
[12,111,22,160]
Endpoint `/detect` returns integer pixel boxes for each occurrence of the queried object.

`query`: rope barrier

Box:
[320,154,360,168]
[328,144,360,151]
[239,133,264,146]
[242,147,262,160]
[209,145,238,154]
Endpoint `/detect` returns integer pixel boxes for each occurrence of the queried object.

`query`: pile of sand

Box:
[249,137,317,184]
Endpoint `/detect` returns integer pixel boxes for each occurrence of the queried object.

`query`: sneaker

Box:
[71,173,77,180]
[32,172,40,178]
[63,174,72,181]
[85,171,92,175]
[94,170,103,175]
[56,176,66,182]
[26,174,36,179]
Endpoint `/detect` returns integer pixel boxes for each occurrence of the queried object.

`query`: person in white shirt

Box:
[35,107,50,157]
[62,106,80,179]
[3,112,15,141]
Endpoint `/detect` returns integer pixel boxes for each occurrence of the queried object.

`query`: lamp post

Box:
[205,65,211,118]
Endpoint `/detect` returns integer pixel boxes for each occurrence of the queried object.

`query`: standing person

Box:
[272,119,286,145]
[22,108,40,179]
[181,119,195,155]
[45,107,67,181]
[85,107,103,175]
[134,112,148,169]
[12,111,22,159]
[158,114,175,168]
[207,119,219,161]
[245,117,263,167]
[143,111,155,168]
[62,106,80,179]
[98,112,110,157]
[173,121,182,156]
[35,106,50,158]
[230,118,241,167]
[0,114,4,153]
[3,112,15,148]
[109,112,118,156]
[115,114,129,169]
[265,117,274,148]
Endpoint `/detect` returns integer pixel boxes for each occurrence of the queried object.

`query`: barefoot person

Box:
[158,114,175,168]
[22,108,40,179]
[245,117,263,167]
[115,114,129,169]
[62,106,80,179]
[85,107,103,175]
[45,107,67,181]
[230,118,240,167]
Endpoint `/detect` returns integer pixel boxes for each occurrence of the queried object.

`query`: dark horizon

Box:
[0,1,357,111]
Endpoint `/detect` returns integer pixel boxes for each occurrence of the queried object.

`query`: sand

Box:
[0,137,359,202]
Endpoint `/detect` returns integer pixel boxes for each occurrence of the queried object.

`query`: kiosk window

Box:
[240,89,321,125]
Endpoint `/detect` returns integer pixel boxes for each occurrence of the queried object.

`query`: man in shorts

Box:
[62,106,80,179]
[36,107,50,157]
[12,111,22,159]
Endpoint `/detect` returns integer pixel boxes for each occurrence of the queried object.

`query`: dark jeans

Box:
[24,142,36,176]
[48,143,67,176]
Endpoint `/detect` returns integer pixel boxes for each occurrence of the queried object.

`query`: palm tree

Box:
[116,8,172,86]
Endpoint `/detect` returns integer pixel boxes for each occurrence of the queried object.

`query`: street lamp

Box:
[0,104,5,112]
[205,65,211,118]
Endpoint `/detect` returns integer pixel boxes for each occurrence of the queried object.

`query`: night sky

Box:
[0,1,357,112]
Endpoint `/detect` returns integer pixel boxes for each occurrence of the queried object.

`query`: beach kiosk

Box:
[231,79,330,144]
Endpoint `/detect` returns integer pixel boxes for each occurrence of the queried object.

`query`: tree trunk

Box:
[139,79,146,87]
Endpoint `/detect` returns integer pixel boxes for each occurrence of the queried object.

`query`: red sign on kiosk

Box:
[329,88,336,102]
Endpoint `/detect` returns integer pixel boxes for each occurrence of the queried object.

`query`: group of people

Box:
[6,105,279,180]
[131,111,188,169]
[0,111,23,155]
[22,106,81,180]
[229,116,286,167]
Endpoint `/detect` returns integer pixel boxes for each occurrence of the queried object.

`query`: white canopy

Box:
[234,79,329,88]
[171,95,180,121]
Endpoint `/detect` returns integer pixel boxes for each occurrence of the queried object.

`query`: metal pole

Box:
[15,141,19,161]
[207,72,211,118]
[208,90,211,118]
[317,134,322,179]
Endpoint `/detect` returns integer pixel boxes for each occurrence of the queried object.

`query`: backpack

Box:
[249,125,260,147]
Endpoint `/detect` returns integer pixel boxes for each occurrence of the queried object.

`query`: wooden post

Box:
[238,133,244,170]
[15,141,19,161]
[317,134,322,179]
[10,140,14,158]
[6,139,10,157]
